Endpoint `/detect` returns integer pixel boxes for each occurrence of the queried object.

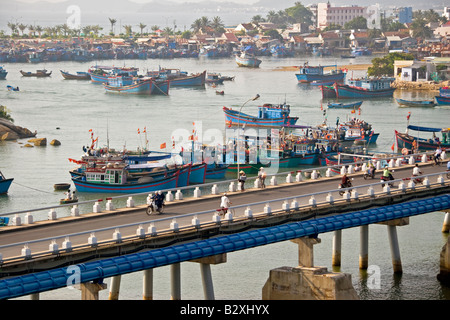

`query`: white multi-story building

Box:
[316,2,381,30]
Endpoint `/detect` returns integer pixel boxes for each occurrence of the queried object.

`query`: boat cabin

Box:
[347,77,394,90]
[84,162,128,185]
[258,103,291,119]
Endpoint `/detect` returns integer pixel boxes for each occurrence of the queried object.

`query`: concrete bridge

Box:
[0,154,449,300]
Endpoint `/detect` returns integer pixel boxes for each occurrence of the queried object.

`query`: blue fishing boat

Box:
[0,66,7,80]
[223,103,298,127]
[206,73,225,85]
[435,95,450,106]
[60,70,91,80]
[327,101,363,109]
[205,163,228,179]
[396,98,435,108]
[88,66,139,84]
[151,79,170,95]
[335,77,395,99]
[235,51,262,68]
[395,125,450,151]
[0,171,13,194]
[295,63,346,83]
[104,78,152,94]
[156,70,206,87]
[188,163,207,184]
[71,161,180,193]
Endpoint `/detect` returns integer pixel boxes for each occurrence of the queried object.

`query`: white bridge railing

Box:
[0,169,448,265]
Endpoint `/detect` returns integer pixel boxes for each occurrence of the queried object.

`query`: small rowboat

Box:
[54,183,71,190]
[327,101,363,109]
[60,197,78,205]
[396,98,435,108]
[215,90,224,95]
[6,85,19,91]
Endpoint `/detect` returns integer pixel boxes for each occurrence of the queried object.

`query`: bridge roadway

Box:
[0,161,449,274]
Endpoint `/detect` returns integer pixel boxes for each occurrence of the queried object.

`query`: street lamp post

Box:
[237,94,260,179]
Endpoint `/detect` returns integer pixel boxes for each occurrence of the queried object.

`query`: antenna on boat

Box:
[106,118,110,152]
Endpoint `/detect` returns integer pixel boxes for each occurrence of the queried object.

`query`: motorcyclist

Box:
[152,191,164,210]
[341,174,351,188]
[382,165,393,180]
[412,164,423,183]
[367,163,375,178]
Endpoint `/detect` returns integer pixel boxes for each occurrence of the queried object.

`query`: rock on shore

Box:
[0,118,36,141]
[392,80,450,90]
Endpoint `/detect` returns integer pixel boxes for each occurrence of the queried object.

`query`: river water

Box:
[0,55,449,300]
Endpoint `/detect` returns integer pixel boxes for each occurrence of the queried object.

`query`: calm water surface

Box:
[0,55,449,300]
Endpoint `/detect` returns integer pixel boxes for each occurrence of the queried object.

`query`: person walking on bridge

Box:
[238,170,247,192]
[258,167,266,188]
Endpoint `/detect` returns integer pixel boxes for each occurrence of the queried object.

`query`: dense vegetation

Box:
[367,52,415,77]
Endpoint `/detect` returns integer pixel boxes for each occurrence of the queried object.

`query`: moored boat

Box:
[235,51,262,68]
[155,69,206,86]
[0,66,7,80]
[0,171,13,194]
[439,87,450,97]
[6,85,19,91]
[206,73,225,85]
[395,125,450,151]
[20,69,52,77]
[296,63,346,84]
[396,98,435,108]
[327,101,363,109]
[320,84,337,99]
[104,78,152,94]
[88,66,139,84]
[223,103,298,127]
[435,95,450,106]
[60,70,91,80]
[334,77,395,99]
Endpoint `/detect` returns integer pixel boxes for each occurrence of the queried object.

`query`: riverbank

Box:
[274,64,372,72]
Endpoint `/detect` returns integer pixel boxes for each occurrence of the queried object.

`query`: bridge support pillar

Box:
[442,210,450,233]
[291,236,321,267]
[387,225,402,273]
[437,235,450,285]
[79,281,107,300]
[359,225,369,269]
[170,263,181,300]
[191,254,227,300]
[108,275,121,300]
[332,230,342,267]
[143,269,153,300]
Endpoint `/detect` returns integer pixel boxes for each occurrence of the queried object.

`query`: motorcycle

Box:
[338,180,352,196]
[363,168,376,180]
[146,200,164,215]
[380,175,395,187]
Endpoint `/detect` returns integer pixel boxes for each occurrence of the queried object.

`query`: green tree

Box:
[191,19,202,34]
[138,23,147,35]
[0,105,14,123]
[108,18,117,35]
[344,16,367,30]
[285,2,313,26]
[410,18,432,39]
[367,52,414,77]
[211,16,225,34]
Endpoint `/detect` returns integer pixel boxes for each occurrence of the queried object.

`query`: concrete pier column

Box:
[442,210,450,233]
[332,230,342,267]
[359,225,369,269]
[79,281,107,300]
[200,264,215,300]
[291,236,321,267]
[108,275,121,300]
[170,263,181,300]
[387,225,402,273]
[437,235,450,285]
[143,269,153,300]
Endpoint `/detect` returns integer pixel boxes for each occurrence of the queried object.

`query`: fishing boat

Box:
[6,85,19,91]
[206,73,225,85]
[327,101,363,109]
[334,77,395,99]
[151,79,170,95]
[54,183,71,190]
[320,84,337,99]
[0,66,7,80]
[435,95,450,106]
[235,51,262,68]
[395,125,450,151]
[60,70,91,80]
[20,69,52,77]
[163,70,205,86]
[396,98,435,108]
[205,163,229,179]
[223,103,298,127]
[88,66,139,84]
[71,162,181,193]
[0,171,13,194]
[216,90,224,95]
[104,78,152,94]
[295,63,346,84]
[341,55,356,59]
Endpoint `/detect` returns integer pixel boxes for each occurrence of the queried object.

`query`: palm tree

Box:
[211,16,225,34]
[138,23,147,35]
[35,25,43,38]
[162,27,173,37]
[108,18,117,35]
[191,19,202,34]
[151,25,160,34]
[266,10,277,23]
[123,25,133,37]
[28,24,35,37]
[200,16,210,32]
[18,23,27,36]
[7,22,17,37]
[91,25,103,37]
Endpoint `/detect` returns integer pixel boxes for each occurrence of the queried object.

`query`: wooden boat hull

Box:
[396,98,435,107]
[235,55,261,68]
[60,70,91,80]
[60,198,78,204]
[327,101,363,109]
[435,96,450,105]
[296,72,345,83]
[104,80,152,94]
[169,71,206,86]
[54,183,71,191]
[335,84,395,99]
[395,130,450,151]
[320,85,337,99]
[188,163,207,184]
[223,107,298,127]
[72,172,179,193]
[205,164,228,179]
[20,70,52,77]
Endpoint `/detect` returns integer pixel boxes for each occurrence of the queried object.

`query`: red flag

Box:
[137,128,140,134]
[391,142,395,151]
[407,112,411,120]
[160,142,166,149]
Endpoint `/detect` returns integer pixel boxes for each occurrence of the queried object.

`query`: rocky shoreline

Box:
[0,118,36,141]
[392,79,450,90]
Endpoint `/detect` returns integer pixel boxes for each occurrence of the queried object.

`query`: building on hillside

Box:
[349,31,369,48]
[397,7,413,24]
[394,60,436,82]
[317,2,366,30]
[234,23,256,34]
